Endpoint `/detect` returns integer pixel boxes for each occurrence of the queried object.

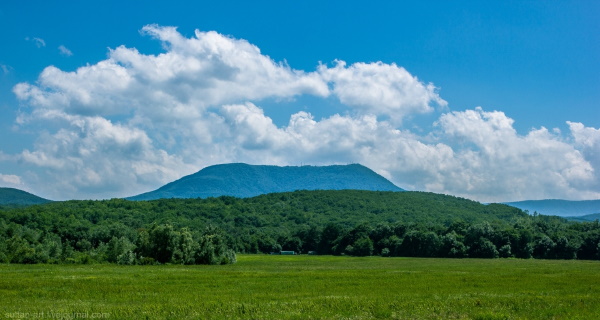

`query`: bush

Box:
[381,248,391,257]
[351,237,374,257]
[76,253,92,264]
[399,231,441,257]
[470,237,499,258]
[533,236,556,259]
[117,250,135,265]
[107,236,135,263]
[499,244,512,258]
[441,232,467,258]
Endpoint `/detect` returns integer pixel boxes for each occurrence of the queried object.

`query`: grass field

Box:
[1,255,599,319]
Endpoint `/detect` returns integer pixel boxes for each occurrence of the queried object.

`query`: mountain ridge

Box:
[127,163,403,201]
[566,213,600,222]
[0,187,52,207]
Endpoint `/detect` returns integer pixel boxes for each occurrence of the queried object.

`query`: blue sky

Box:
[0,0,599,202]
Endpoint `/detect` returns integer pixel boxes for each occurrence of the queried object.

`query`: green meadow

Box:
[1,255,599,319]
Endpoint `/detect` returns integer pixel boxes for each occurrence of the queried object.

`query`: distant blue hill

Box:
[0,187,52,207]
[127,163,403,201]
[504,199,600,217]
[566,213,600,222]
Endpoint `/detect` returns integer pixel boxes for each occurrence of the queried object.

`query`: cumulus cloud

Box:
[13,61,135,115]
[8,25,600,201]
[435,108,598,201]
[58,45,73,56]
[18,110,193,199]
[15,25,329,119]
[569,121,600,149]
[13,25,442,123]
[319,60,447,123]
[569,121,600,188]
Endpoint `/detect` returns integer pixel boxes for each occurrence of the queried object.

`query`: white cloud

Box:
[318,60,447,123]
[14,25,330,120]
[9,25,600,202]
[569,121,600,189]
[569,121,600,149]
[58,45,73,56]
[0,174,22,186]
[13,25,444,123]
[18,110,193,199]
[13,62,135,115]
[435,108,598,201]
[26,37,46,48]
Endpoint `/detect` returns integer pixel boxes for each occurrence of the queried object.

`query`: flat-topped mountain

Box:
[0,187,51,207]
[128,163,403,201]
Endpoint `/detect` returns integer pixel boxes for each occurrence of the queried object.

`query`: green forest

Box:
[1,190,599,264]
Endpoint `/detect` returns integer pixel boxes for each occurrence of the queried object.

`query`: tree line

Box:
[0,222,236,265]
[0,191,599,263]
[280,216,600,259]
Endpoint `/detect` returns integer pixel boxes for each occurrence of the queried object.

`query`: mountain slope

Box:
[9,190,527,230]
[566,213,600,222]
[128,163,403,200]
[504,199,600,217]
[0,187,51,207]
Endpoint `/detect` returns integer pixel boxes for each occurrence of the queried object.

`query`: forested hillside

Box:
[0,187,51,208]
[1,190,599,264]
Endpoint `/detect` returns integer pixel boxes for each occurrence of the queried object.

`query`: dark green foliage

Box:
[498,244,512,258]
[533,235,556,259]
[131,224,236,265]
[347,237,373,256]
[397,231,442,257]
[107,236,132,263]
[128,163,403,200]
[195,227,237,265]
[464,222,499,258]
[333,223,372,255]
[554,236,579,259]
[318,223,344,255]
[296,225,320,253]
[0,217,235,265]
[577,225,600,259]
[439,232,468,258]
[146,224,178,263]
[469,237,499,258]
[1,190,599,262]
